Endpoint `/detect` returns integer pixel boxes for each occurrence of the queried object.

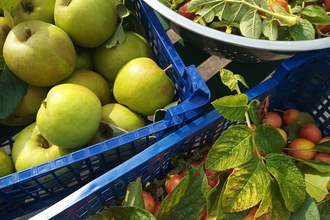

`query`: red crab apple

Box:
[142,191,156,214]
[288,138,317,160]
[299,123,322,144]
[153,201,162,218]
[180,1,196,20]
[313,152,330,164]
[165,174,183,194]
[282,108,300,125]
[243,206,258,220]
[262,112,282,128]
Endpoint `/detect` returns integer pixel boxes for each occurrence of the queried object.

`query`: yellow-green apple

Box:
[11,122,80,186]
[101,103,146,132]
[3,20,76,87]
[74,45,94,71]
[0,148,14,177]
[282,108,300,125]
[0,84,50,126]
[113,57,175,116]
[59,69,112,106]
[0,17,10,56]
[299,123,322,144]
[36,84,102,149]
[4,0,56,28]
[288,138,317,160]
[92,31,154,82]
[54,0,117,48]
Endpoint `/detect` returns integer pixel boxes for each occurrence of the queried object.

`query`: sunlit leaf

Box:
[262,16,278,40]
[221,157,270,212]
[265,153,306,212]
[207,172,228,217]
[107,206,156,220]
[255,124,286,154]
[240,9,262,39]
[247,99,260,126]
[228,3,249,23]
[289,193,320,220]
[157,165,208,220]
[122,176,144,208]
[219,69,237,91]
[211,94,248,122]
[289,19,315,40]
[206,125,254,171]
[299,164,330,202]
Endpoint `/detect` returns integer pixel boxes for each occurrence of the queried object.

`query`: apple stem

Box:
[163,64,173,72]
[24,26,32,40]
[37,132,50,149]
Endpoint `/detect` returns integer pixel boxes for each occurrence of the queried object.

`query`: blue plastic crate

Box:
[0,0,210,219]
[31,49,330,220]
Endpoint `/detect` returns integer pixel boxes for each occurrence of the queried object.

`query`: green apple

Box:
[74,45,94,71]
[92,31,154,82]
[113,57,175,116]
[36,84,102,149]
[0,148,14,177]
[4,0,56,28]
[101,103,146,132]
[54,0,117,48]
[87,122,113,146]
[11,122,80,186]
[0,17,11,56]
[3,20,76,87]
[59,69,112,106]
[0,84,50,126]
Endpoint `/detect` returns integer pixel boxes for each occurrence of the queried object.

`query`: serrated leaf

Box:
[255,124,286,154]
[122,176,144,208]
[104,17,126,48]
[157,165,208,220]
[239,10,262,39]
[219,69,236,91]
[265,153,306,212]
[300,5,327,18]
[196,2,231,23]
[317,199,330,219]
[228,3,249,23]
[303,14,330,25]
[206,125,254,171]
[0,65,28,120]
[207,172,228,217]
[284,112,315,141]
[262,16,278,40]
[289,193,320,220]
[294,158,330,173]
[211,94,248,122]
[108,206,156,220]
[247,99,260,126]
[299,164,330,202]
[221,157,270,212]
[289,18,315,40]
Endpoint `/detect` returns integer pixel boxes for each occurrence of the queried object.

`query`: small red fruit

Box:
[299,123,322,144]
[142,191,156,214]
[282,108,300,125]
[165,174,183,194]
[314,152,330,164]
[153,201,162,217]
[204,169,219,188]
[262,112,282,128]
[288,138,316,160]
[180,1,196,20]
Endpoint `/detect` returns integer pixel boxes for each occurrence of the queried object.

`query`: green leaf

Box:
[196,2,231,23]
[107,206,156,220]
[317,199,330,219]
[269,179,291,220]
[219,69,236,91]
[0,65,28,120]
[289,19,315,40]
[300,5,327,18]
[303,14,330,25]
[299,164,330,202]
[289,193,320,220]
[211,94,248,122]
[265,153,306,212]
[217,209,250,220]
[157,165,208,220]
[207,172,228,217]
[122,176,144,208]
[239,10,262,39]
[206,125,254,171]
[294,158,330,173]
[247,99,260,126]
[314,141,330,153]
[284,112,315,141]
[104,17,126,48]
[221,157,270,212]
[228,3,249,23]
[87,209,114,220]
[262,16,278,40]
[255,124,286,154]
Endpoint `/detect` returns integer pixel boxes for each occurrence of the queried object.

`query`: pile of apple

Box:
[0,0,175,186]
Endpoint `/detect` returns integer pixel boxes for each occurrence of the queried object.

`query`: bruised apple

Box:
[11,123,79,186]
[36,84,102,149]
[3,20,76,87]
